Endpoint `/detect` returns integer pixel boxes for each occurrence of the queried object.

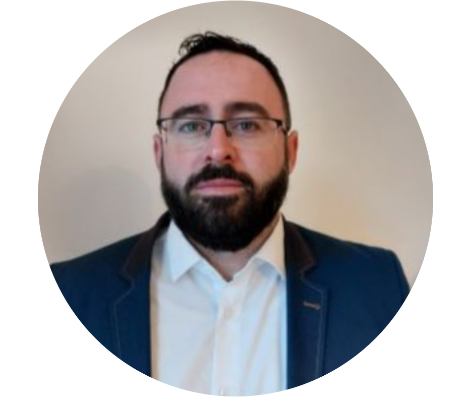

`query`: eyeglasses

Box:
[156,117,287,150]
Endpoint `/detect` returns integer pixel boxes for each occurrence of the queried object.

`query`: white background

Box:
[1,0,467,399]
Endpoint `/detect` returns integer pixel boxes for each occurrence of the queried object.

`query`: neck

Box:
[191,214,281,281]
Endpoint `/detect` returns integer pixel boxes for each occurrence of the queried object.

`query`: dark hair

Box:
[157,32,292,131]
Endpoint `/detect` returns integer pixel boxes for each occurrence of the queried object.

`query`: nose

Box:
[204,122,237,163]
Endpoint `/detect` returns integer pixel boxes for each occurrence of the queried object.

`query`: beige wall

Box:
[38,2,432,286]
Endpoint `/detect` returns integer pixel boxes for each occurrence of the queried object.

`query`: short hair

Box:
[157,32,292,131]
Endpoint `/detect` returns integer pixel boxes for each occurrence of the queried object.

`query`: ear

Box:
[153,133,163,172]
[286,130,299,173]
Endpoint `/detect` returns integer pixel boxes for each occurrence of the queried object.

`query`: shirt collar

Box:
[163,221,203,282]
[163,215,286,282]
[250,216,286,279]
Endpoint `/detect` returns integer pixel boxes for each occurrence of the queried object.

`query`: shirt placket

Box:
[211,278,244,396]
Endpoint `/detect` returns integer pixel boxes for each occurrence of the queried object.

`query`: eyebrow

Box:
[168,102,271,119]
[170,104,209,119]
[225,102,270,118]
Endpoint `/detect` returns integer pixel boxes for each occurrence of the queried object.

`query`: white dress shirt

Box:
[150,218,287,396]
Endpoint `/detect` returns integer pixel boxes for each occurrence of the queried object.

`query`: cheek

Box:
[162,150,199,185]
[240,147,287,181]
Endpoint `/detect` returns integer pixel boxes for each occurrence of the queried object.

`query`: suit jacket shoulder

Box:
[50,213,171,371]
[289,221,409,305]
[52,234,142,301]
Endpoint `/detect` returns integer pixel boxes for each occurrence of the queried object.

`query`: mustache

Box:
[185,164,254,193]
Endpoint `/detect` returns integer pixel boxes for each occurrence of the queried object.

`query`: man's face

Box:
[154,51,298,251]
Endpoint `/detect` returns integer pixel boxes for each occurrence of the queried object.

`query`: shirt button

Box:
[224,308,234,319]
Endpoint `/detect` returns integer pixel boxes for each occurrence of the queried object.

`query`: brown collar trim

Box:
[283,217,317,275]
[120,212,172,281]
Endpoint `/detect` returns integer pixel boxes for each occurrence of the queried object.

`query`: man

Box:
[52,32,409,395]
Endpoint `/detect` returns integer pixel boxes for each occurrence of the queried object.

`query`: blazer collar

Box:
[120,212,172,282]
[283,217,316,274]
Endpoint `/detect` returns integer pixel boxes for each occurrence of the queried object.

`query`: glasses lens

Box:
[168,119,209,135]
[227,118,276,136]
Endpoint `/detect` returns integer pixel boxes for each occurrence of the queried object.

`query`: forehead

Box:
[160,51,284,118]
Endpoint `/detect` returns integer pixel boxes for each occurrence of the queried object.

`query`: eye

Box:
[230,119,262,134]
[176,119,208,134]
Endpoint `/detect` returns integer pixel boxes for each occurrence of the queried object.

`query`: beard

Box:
[160,161,289,252]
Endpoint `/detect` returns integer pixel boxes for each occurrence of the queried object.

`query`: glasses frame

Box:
[156,117,288,139]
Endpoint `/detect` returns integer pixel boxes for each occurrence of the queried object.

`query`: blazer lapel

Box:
[112,213,171,376]
[112,266,152,375]
[284,221,328,389]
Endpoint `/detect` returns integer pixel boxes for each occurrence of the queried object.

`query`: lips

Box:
[196,179,243,188]
[194,178,245,194]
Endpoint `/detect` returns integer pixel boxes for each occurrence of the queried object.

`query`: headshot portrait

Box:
[39,2,432,396]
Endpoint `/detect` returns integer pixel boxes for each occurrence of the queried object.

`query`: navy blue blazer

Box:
[51,213,409,388]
